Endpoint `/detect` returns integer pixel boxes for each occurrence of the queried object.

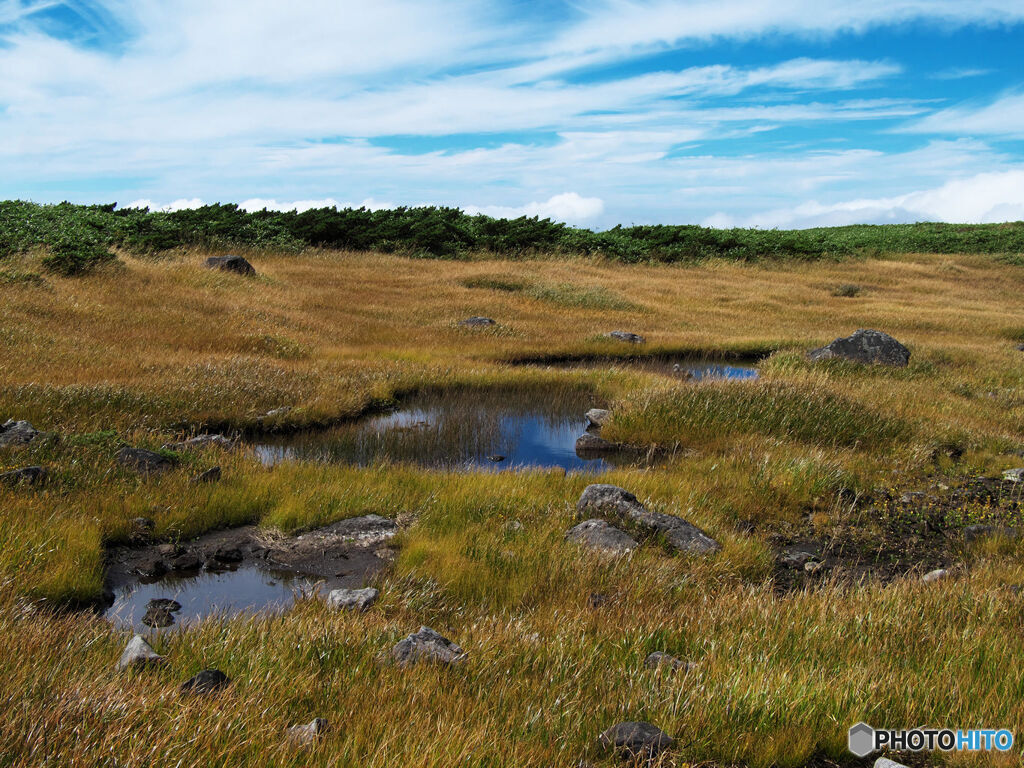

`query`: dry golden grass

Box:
[1,248,1023,767]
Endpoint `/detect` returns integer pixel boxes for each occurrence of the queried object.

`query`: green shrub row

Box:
[2,199,1023,275]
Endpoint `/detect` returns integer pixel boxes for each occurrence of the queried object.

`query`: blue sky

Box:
[1,1,1023,228]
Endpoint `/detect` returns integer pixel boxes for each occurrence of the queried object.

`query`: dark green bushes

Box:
[1,200,1023,270]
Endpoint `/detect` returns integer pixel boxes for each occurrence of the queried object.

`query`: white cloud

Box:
[704,170,1024,228]
[464,193,605,224]
[903,92,1024,137]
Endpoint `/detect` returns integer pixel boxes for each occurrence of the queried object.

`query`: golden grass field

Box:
[1,248,1023,767]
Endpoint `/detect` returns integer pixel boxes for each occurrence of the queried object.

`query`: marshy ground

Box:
[1,248,1023,767]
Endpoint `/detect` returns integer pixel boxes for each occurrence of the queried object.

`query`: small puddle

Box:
[523,356,760,381]
[105,566,319,631]
[251,389,646,473]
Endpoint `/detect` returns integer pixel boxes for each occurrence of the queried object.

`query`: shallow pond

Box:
[252,389,645,473]
[527,355,760,380]
[105,565,320,631]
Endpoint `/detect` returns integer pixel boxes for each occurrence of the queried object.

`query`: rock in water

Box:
[287,718,328,745]
[326,587,379,612]
[575,432,617,454]
[585,408,611,428]
[605,330,645,344]
[460,316,496,327]
[576,484,720,554]
[598,721,673,757]
[391,626,466,666]
[204,255,255,276]
[0,466,46,487]
[117,635,165,670]
[117,446,176,475]
[180,669,230,695]
[0,419,38,446]
[807,329,910,367]
[565,519,637,556]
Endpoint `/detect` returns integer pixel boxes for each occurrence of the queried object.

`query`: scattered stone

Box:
[964,524,1018,543]
[374,547,398,562]
[598,721,673,758]
[116,446,176,475]
[157,543,181,557]
[180,669,230,695]
[645,652,696,673]
[262,406,292,419]
[807,329,910,367]
[605,330,645,344]
[0,466,46,486]
[577,483,647,519]
[169,552,202,572]
[204,255,255,276]
[0,419,38,446]
[898,491,925,505]
[193,466,222,484]
[1003,468,1024,483]
[117,635,165,670]
[1016,343,1024,352]
[565,519,637,556]
[922,568,949,583]
[778,546,820,570]
[575,432,617,453]
[135,555,167,578]
[588,592,609,609]
[804,560,827,574]
[211,545,242,563]
[460,316,496,327]
[486,454,505,462]
[327,587,379,612]
[874,758,911,768]
[287,718,328,745]
[585,408,611,428]
[162,434,234,451]
[391,626,466,666]
[132,517,154,532]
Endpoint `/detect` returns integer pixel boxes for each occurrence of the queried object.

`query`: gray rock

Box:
[575,432,617,454]
[0,466,46,486]
[163,434,234,451]
[263,406,292,419]
[964,524,1018,543]
[142,601,178,628]
[486,454,505,463]
[204,255,255,276]
[1003,468,1024,483]
[778,546,820,570]
[327,587,379,612]
[180,669,230,695]
[193,466,222,484]
[566,519,637,556]
[169,552,202,571]
[576,485,720,555]
[147,597,182,612]
[117,635,165,670]
[287,718,328,745]
[460,316,496,327]
[922,568,949,583]
[117,446,176,475]
[0,419,38,446]
[598,721,673,757]
[605,330,645,344]
[585,408,611,428]
[645,652,696,673]
[391,626,466,666]
[807,329,910,367]
[874,758,911,768]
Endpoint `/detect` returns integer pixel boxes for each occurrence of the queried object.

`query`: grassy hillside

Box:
[1,247,1022,767]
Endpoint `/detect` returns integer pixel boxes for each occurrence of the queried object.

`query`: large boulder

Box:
[605,330,645,344]
[204,255,255,276]
[598,721,673,758]
[576,484,720,555]
[327,587,379,612]
[565,519,637,556]
[807,329,910,367]
[0,420,38,446]
[117,635,165,670]
[117,446,176,475]
[391,626,466,666]
[0,466,46,487]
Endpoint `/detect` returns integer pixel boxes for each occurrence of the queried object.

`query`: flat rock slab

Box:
[605,330,645,344]
[566,519,637,556]
[807,329,910,367]
[117,635,165,670]
[598,721,673,757]
[0,419,38,446]
[0,466,46,486]
[180,669,230,695]
[117,446,177,475]
[576,484,720,554]
[391,626,466,666]
[205,255,255,276]
[327,587,379,612]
